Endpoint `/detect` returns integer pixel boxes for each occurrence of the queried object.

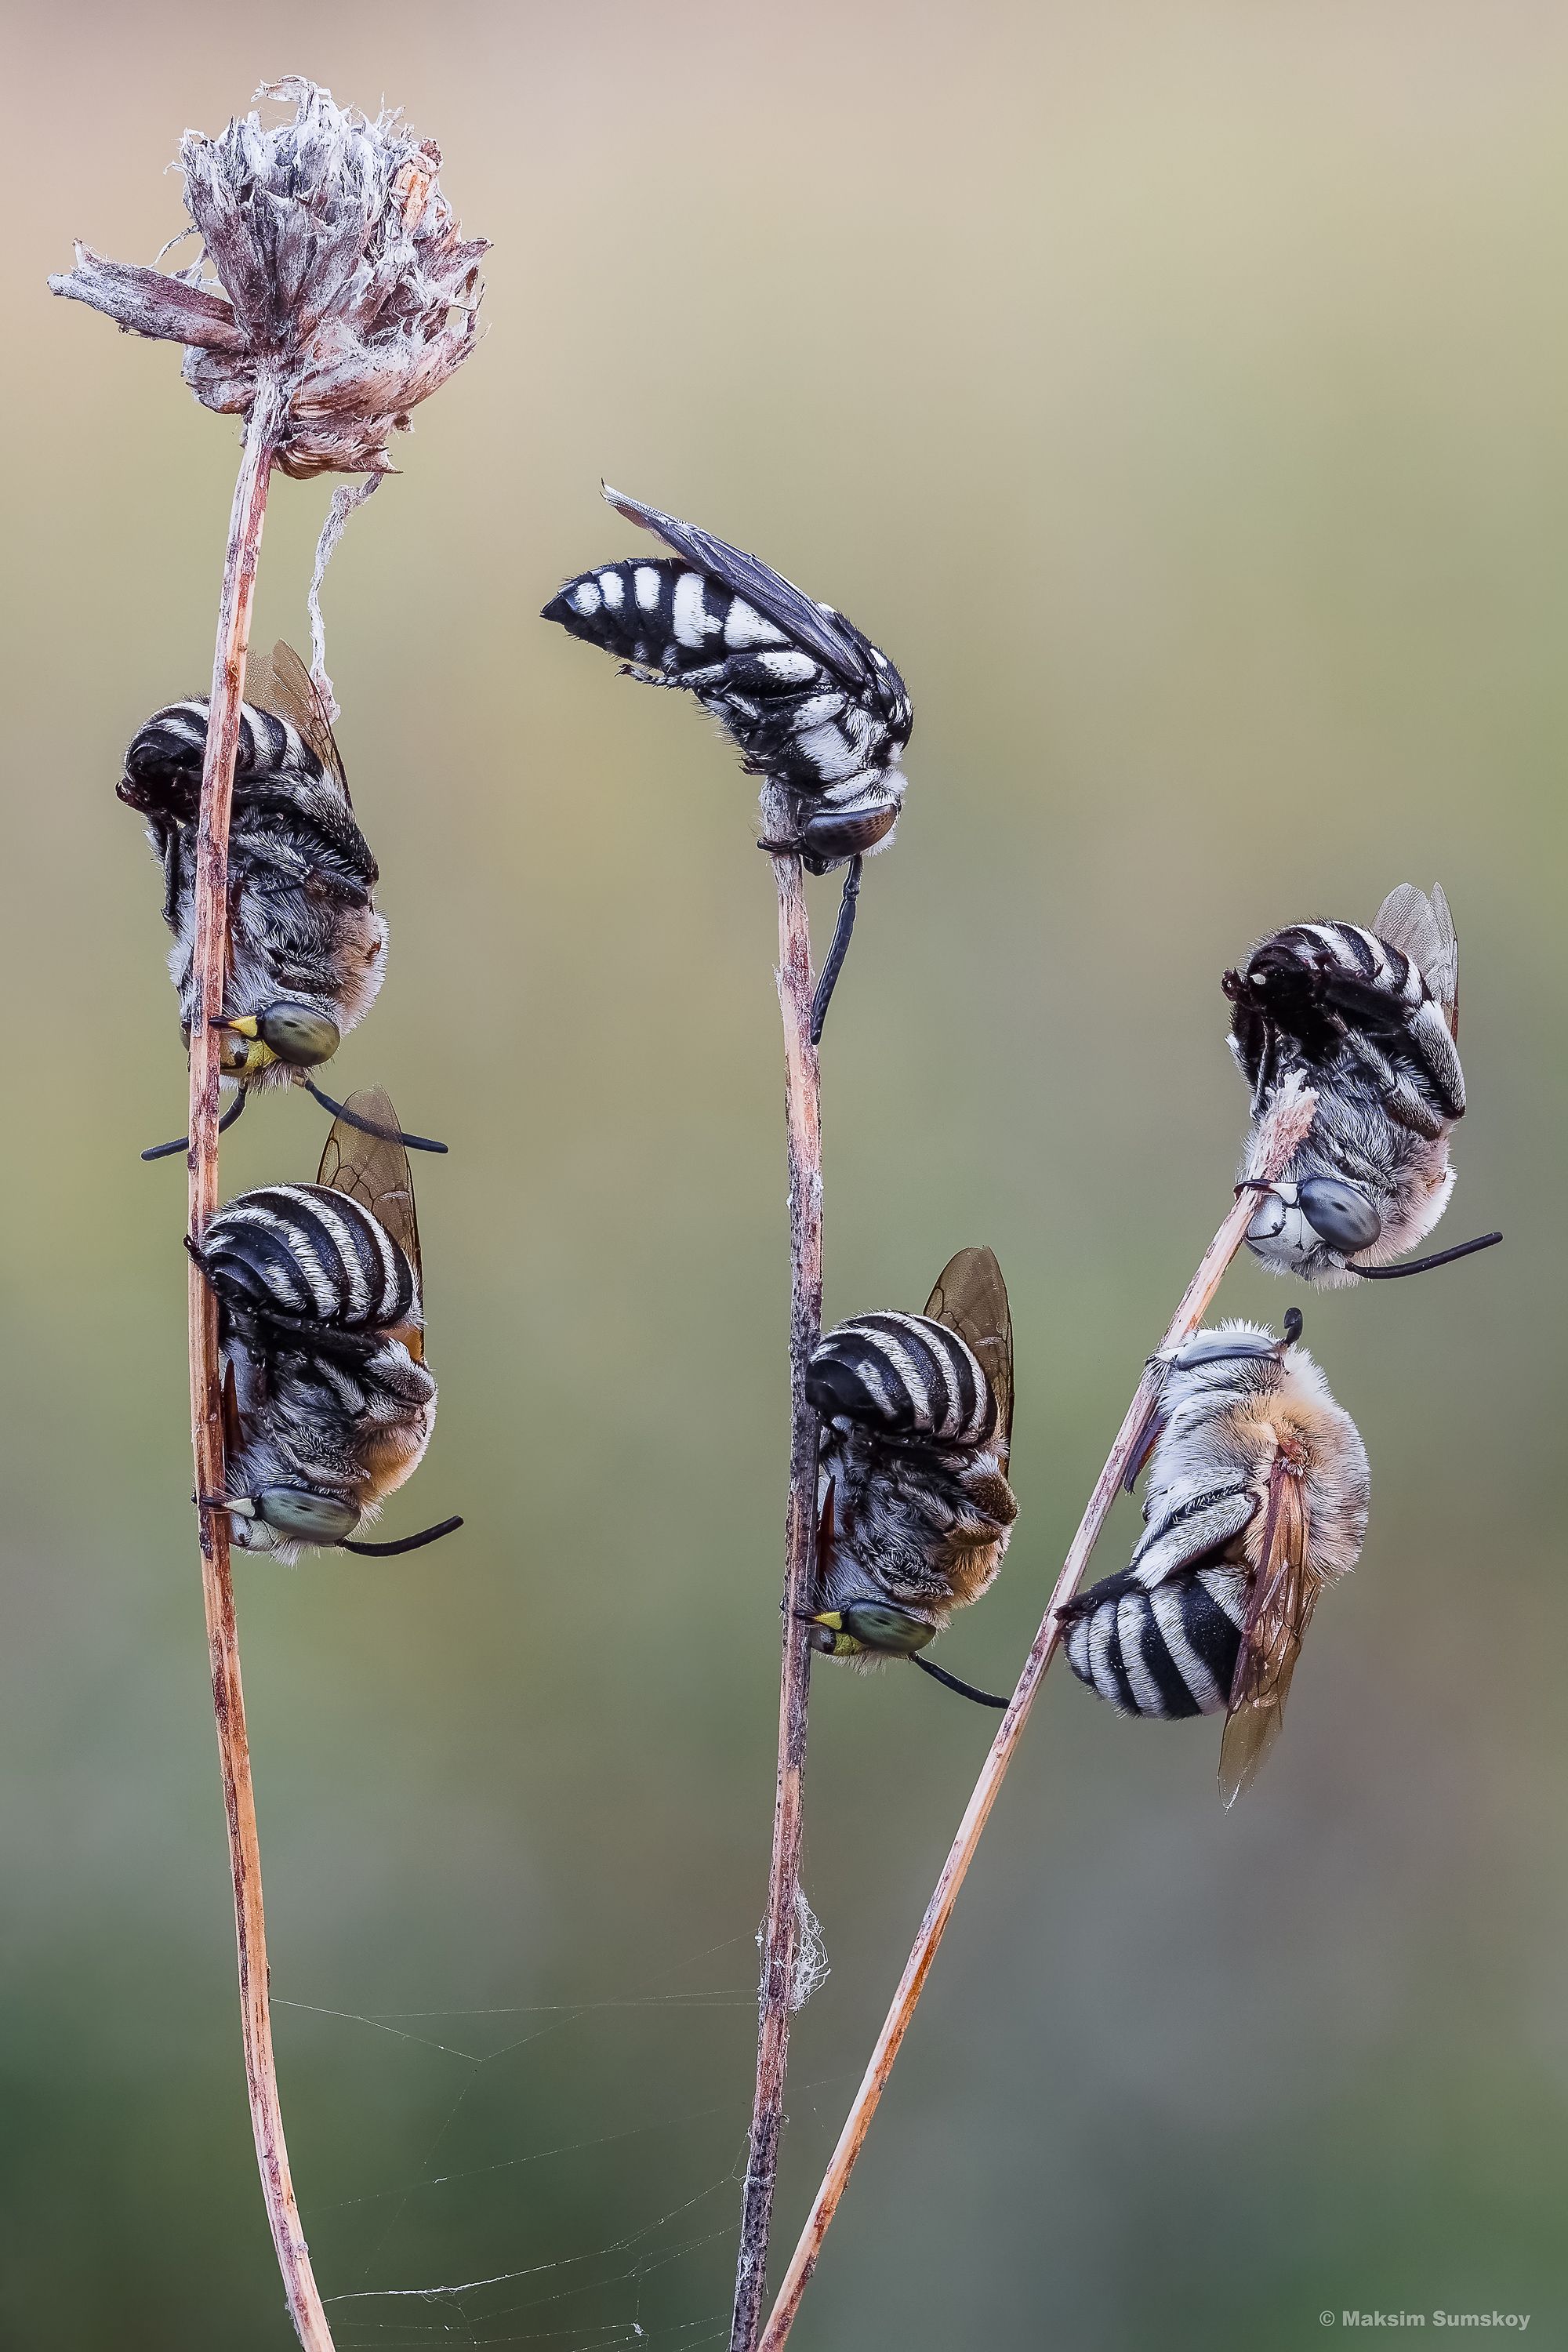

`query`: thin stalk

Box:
[757,1076,1319,2351]
[187,381,336,2352]
[728,795,825,2352]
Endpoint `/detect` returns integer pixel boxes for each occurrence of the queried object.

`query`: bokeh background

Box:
[2,3,1564,2344]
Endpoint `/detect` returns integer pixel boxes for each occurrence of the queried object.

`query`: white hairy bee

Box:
[1061,1316,1370,1803]
[122,643,441,1160]
[543,488,913,1042]
[192,1091,461,1564]
[1224,884,1499,1287]
[803,1248,1017,1708]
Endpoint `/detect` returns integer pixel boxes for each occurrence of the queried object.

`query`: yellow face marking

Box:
[808,1610,865,1659]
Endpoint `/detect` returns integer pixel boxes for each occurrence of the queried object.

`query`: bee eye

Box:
[253,1487,361,1544]
[1297,1177,1382,1253]
[255,1004,341,1065]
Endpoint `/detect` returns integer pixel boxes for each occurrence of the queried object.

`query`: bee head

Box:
[1240,1175,1383,1278]
[801,1603,934,1661]
[223,1487,361,1548]
[217,1004,341,1071]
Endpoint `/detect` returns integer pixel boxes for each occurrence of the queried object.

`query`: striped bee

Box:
[121,641,441,1160]
[1224,884,1499,1286]
[191,1090,461,1563]
[1060,1315,1370,1803]
[803,1248,1017,1708]
[542,487,912,1043]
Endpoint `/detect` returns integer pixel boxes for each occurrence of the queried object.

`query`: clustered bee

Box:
[191,1091,461,1561]
[803,1248,1017,1708]
[1060,1313,1370,1803]
[542,487,913,1043]
[120,641,443,1160]
[1224,883,1501,1286]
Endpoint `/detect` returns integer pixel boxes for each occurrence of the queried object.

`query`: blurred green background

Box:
[2,3,1563,2344]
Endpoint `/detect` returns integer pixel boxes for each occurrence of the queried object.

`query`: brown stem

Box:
[757,1076,1319,2352]
[187,382,336,2352]
[728,796,825,2352]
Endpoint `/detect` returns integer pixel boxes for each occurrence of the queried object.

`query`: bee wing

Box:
[316,1090,423,1334]
[602,485,876,692]
[221,1357,245,1457]
[247,640,352,803]
[1218,1460,1322,1808]
[1374,882,1459,1037]
[924,1247,1013,1471]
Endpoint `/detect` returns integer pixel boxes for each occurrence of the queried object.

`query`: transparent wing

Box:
[602,485,876,691]
[247,640,351,801]
[1218,1458,1322,1807]
[1374,882,1458,1035]
[316,1088,422,1319]
[924,1246,1013,1470]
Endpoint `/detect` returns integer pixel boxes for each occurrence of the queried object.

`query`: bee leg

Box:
[302,1077,448,1156]
[141,1085,248,1162]
[808,855,863,1047]
[910,1654,1009,1709]
[341,1515,464,1556]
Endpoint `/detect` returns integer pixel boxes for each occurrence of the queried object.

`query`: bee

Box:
[542,487,912,1043]
[191,1089,462,1563]
[802,1247,1018,1708]
[1060,1312,1369,1803]
[1223,884,1500,1285]
[120,641,443,1160]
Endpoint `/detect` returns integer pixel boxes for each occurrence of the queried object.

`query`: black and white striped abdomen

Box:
[1062,1566,1244,1720]
[119,697,321,820]
[546,558,797,674]
[807,1312,996,1450]
[201,1184,416,1330]
[1253,921,1425,1012]
[542,559,911,789]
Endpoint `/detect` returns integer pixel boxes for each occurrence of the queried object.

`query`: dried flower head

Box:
[49,78,488,478]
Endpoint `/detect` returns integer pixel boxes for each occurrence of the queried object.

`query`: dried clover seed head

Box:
[49,78,488,477]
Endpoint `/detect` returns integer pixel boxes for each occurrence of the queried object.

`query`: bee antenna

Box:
[1352,1231,1503,1280]
[340,1515,464,1557]
[808,853,864,1047]
[910,1654,1009,1709]
[142,1086,249,1161]
[302,1079,448,1155]
[1282,1308,1305,1346]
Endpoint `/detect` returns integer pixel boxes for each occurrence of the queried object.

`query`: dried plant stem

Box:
[729,804,825,2352]
[757,1078,1319,2352]
[186,383,336,2352]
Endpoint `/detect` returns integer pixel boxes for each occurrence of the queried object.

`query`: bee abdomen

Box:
[1062,1566,1243,1720]
[544,559,787,671]
[119,697,318,818]
[807,1312,996,1449]
[201,1183,415,1330]
[543,561,911,797]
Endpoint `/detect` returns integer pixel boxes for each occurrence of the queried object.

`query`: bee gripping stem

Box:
[728,800,824,2352]
[183,382,338,2352]
[754,1076,1319,2352]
